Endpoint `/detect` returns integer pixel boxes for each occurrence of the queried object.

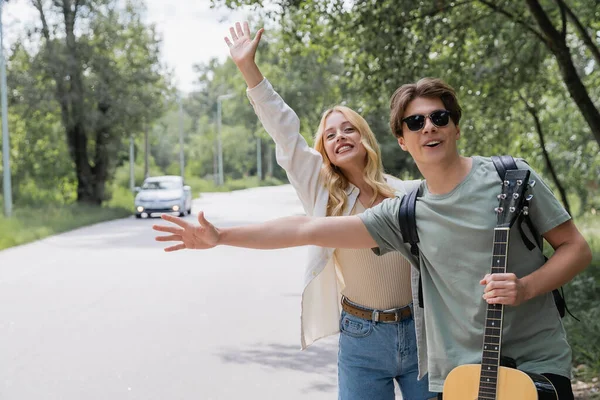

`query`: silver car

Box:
[134,175,192,218]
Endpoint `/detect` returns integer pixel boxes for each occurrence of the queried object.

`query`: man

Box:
[153,78,591,399]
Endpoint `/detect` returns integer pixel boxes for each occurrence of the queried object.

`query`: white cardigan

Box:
[246,78,428,379]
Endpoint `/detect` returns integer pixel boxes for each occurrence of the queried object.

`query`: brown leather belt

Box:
[341,296,412,323]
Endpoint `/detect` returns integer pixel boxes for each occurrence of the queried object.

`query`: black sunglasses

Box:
[402,110,451,132]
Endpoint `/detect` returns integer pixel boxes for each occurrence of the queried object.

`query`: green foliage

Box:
[208,0,600,212]
[103,185,135,211]
[563,218,600,374]
[6,0,172,205]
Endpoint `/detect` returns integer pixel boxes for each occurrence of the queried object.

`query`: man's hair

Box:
[389,77,462,138]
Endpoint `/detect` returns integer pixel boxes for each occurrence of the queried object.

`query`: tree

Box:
[213,0,600,149]
[25,0,170,204]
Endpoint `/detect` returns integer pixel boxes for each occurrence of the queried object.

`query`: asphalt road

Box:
[0,185,408,400]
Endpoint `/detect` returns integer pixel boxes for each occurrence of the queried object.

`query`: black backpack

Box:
[398,155,575,319]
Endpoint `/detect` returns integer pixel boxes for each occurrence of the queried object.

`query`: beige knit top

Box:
[335,201,413,310]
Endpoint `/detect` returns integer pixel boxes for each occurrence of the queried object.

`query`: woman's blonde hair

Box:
[314,106,395,216]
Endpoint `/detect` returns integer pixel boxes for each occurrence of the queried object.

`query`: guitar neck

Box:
[478,227,510,400]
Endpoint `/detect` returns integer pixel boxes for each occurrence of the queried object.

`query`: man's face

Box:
[397,96,460,167]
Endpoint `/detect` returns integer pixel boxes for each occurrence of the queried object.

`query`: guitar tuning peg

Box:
[513,193,519,199]
[510,207,516,212]
[516,179,523,185]
[497,194,507,199]
[529,180,536,188]
[503,180,509,186]
[526,194,533,201]
[495,207,504,213]
[523,206,529,216]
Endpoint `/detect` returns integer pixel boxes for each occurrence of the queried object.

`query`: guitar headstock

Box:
[495,169,533,228]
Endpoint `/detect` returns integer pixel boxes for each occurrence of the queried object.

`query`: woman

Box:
[157,22,435,400]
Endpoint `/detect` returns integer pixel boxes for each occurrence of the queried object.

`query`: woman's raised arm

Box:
[224,21,264,89]
[225,22,324,215]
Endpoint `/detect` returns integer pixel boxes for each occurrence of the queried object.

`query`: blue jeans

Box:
[338,308,435,400]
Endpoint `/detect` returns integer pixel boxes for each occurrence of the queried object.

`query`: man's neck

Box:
[418,155,473,195]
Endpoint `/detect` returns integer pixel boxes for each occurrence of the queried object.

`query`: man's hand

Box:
[480,273,528,306]
[224,21,264,67]
[153,212,219,252]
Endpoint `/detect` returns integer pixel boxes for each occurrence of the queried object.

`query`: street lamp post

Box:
[256,136,262,180]
[0,0,13,217]
[178,94,185,179]
[144,124,149,179]
[129,135,135,192]
[216,93,235,186]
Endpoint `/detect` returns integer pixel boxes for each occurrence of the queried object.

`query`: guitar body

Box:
[443,364,558,400]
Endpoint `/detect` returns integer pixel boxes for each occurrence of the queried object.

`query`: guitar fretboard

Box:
[478,228,509,400]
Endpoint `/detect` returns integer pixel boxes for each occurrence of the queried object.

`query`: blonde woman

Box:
[156,22,434,400]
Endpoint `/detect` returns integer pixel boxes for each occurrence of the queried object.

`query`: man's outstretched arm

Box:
[153,212,377,252]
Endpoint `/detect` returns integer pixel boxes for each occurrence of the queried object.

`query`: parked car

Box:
[134,175,192,218]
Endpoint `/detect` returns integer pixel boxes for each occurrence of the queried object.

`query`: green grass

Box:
[0,203,131,251]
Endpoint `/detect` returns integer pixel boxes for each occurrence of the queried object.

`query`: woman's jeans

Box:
[338,308,436,400]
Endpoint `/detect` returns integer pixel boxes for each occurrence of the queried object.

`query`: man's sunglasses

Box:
[402,110,451,132]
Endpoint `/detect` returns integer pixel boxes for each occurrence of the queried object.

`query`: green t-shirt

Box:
[359,156,572,392]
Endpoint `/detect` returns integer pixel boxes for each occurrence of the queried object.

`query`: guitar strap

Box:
[398,155,575,319]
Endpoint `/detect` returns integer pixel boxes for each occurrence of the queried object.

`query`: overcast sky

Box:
[2,0,251,92]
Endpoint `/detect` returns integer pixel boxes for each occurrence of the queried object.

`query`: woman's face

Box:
[322,111,367,169]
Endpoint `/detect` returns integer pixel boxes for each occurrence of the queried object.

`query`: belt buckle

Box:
[371,310,380,322]
[381,306,403,323]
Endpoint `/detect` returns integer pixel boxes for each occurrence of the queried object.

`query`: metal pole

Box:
[129,135,135,192]
[216,93,234,187]
[213,110,218,185]
[178,95,185,179]
[1,0,13,217]
[144,124,149,179]
[216,98,223,186]
[267,144,273,177]
[256,136,262,181]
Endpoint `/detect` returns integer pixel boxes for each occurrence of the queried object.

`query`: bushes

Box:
[564,260,600,374]
[563,215,600,377]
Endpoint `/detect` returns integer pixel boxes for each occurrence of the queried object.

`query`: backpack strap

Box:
[491,155,538,251]
[398,186,424,307]
[491,155,574,320]
[399,187,420,256]
[491,155,517,180]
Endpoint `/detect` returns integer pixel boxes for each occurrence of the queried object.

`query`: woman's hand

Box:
[153,212,219,252]
[225,21,264,67]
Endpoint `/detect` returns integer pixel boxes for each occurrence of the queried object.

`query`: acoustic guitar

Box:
[442,169,558,400]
